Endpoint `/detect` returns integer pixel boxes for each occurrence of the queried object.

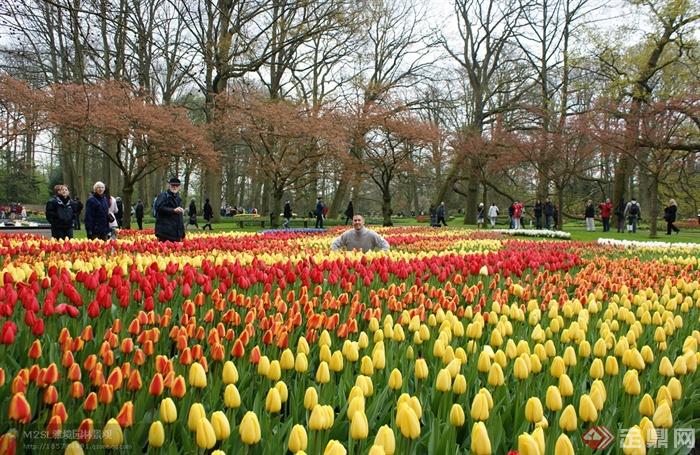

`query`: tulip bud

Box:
[103,418,123,448]
[148,421,165,447]
[350,411,369,440]
[304,387,318,410]
[316,361,331,384]
[170,375,186,398]
[239,411,261,445]
[435,368,451,392]
[8,392,31,424]
[160,398,177,423]
[554,434,575,455]
[414,358,428,380]
[518,433,540,455]
[623,370,641,395]
[470,393,490,421]
[224,384,241,409]
[470,422,492,455]
[374,425,395,455]
[487,363,504,386]
[450,404,465,427]
[196,417,216,449]
[622,426,645,455]
[188,362,207,389]
[396,403,420,439]
[668,377,682,400]
[288,424,308,453]
[211,411,231,441]
[514,357,529,380]
[280,349,295,370]
[265,387,282,413]
[653,401,673,428]
[388,369,402,390]
[324,440,346,455]
[524,397,543,423]
[578,394,598,423]
[188,403,206,431]
[639,393,655,417]
[558,374,574,397]
[295,353,309,373]
[64,441,84,455]
[222,361,238,384]
[546,385,562,411]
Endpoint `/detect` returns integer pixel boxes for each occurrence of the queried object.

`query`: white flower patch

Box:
[491,229,571,239]
[597,238,700,250]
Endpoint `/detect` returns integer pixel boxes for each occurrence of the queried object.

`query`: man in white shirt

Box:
[331,214,389,252]
[487,203,499,228]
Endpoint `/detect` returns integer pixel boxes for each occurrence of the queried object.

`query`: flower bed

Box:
[491,228,571,239]
[0,228,698,454]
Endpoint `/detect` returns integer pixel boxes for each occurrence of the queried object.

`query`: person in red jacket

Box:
[513,201,524,229]
[599,198,613,232]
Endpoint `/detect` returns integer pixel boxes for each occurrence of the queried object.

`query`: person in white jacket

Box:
[105,187,119,239]
[487,203,499,228]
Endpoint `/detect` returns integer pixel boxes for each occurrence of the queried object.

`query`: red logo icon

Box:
[582,426,615,450]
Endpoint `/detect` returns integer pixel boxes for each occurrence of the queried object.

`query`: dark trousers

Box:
[315,215,324,228]
[617,216,625,232]
[602,217,610,232]
[535,215,542,229]
[51,227,73,240]
[666,221,679,234]
[73,215,81,230]
[344,216,351,225]
[202,218,213,230]
[136,217,143,230]
[438,215,447,226]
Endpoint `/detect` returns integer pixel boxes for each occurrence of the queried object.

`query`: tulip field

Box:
[0,227,699,454]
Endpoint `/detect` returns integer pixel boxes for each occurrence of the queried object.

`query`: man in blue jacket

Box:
[154,177,185,242]
[84,181,112,240]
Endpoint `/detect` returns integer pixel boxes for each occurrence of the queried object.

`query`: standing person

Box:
[533,200,543,229]
[664,199,680,235]
[512,201,523,229]
[315,197,325,229]
[187,199,199,229]
[331,214,389,252]
[487,203,499,228]
[476,203,485,229]
[544,198,554,229]
[344,200,354,225]
[599,198,612,232]
[283,200,292,228]
[584,199,596,232]
[615,198,626,233]
[202,198,214,231]
[508,203,515,229]
[105,187,119,239]
[437,201,447,226]
[154,177,185,242]
[429,204,437,227]
[72,196,83,230]
[45,184,75,239]
[115,197,124,228]
[84,182,111,240]
[624,197,641,233]
[552,205,559,230]
[134,199,144,230]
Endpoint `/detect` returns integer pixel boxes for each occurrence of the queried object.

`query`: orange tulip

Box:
[8,393,31,424]
[149,373,165,396]
[77,418,94,444]
[171,375,187,398]
[83,392,98,412]
[116,401,134,428]
[127,370,142,392]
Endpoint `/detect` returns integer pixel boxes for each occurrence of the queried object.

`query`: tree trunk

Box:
[646,174,659,237]
[464,158,480,225]
[121,184,134,229]
[381,186,393,226]
[270,187,284,228]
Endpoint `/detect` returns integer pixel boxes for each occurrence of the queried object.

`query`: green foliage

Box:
[0,149,46,204]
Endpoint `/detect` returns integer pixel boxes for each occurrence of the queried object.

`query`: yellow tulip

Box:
[550,356,566,378]
[148,421,165,447]
[639,393,655,417]
[304,387,318,410]
[265,387,282,413]
[524,397,543,423]
[640,417,656,446]
[324,440,347,455]
[659,356,675,377]
[196,418,216,449]
[239,411,261,445]
[374,425,395,455]
[652,401,673,428]
[558,374,574,397]
[450,404,465,427]
[470,422,492,455]
[579,394,598,423]
[187,403,206,431]
[605,356,619,376]
[295,352,309,373]
[160,397,177,423]
[590,358,604,379]
[275,381,289,403]
[623,370,641,396]
[388,369,402,390]
[350,411,369,440]
[280,349,295,370]
[487,363,504,386]
[470,393,490,421]
[103,418,124,448]
[514,357,529,380]
[211,411,231,441]
[222,361,238,384]
[668,377,682,400]
[622,425,645,455]
[559,405,577,432]
[452,374,467,394]
[288,424,308,453]
[531,427,545,454]
[330,351,344,372]
[435,368,451,392]
[396,404,420,439]
[554,434,575,455]
[517,433,540,455]
[224,384,241,409]
[346,396,365,420]
[545,386,562,411]
[478,351,491,372]
[64,441,85,455]
[267,360,282,380]
[309,405,329,430]
[188,362,207,389]
[316,361,331,384]
[414,358,428,380]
